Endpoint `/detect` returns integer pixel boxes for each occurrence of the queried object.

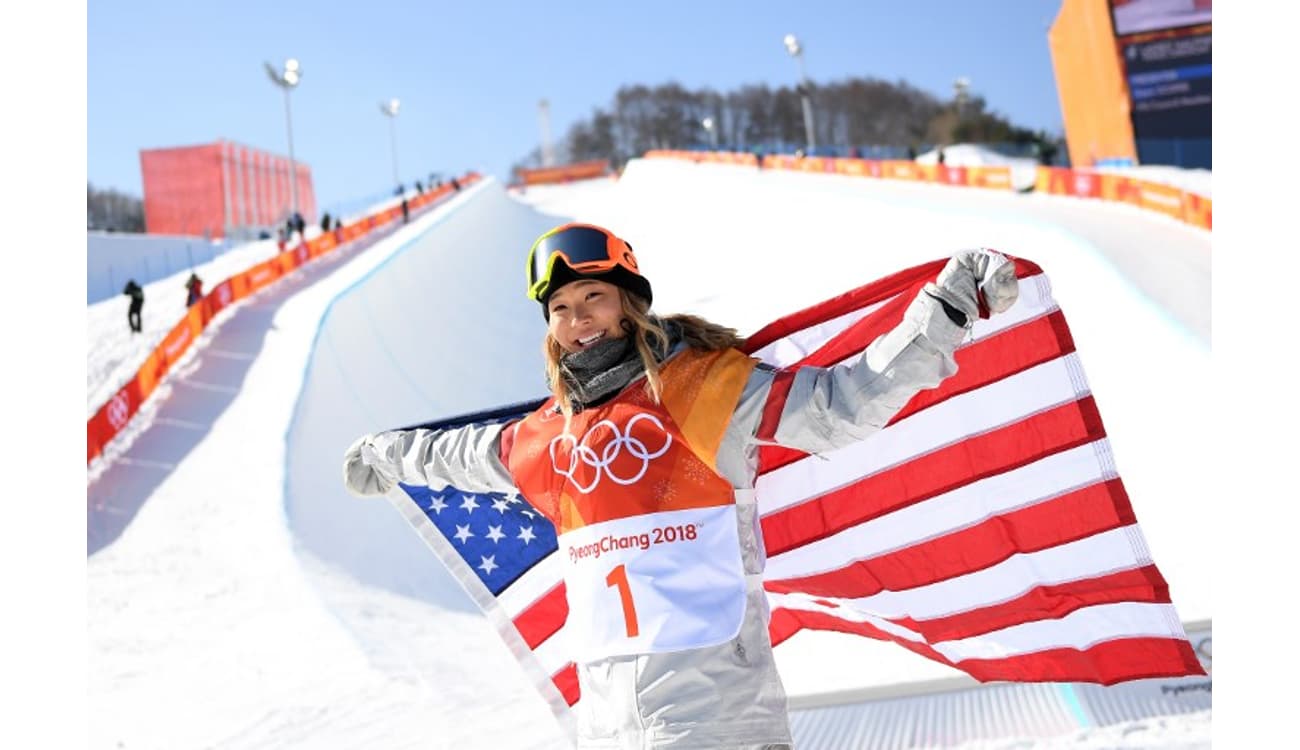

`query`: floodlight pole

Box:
[380,99,402,190]
[784,34,816,152]
[265,58,302,222]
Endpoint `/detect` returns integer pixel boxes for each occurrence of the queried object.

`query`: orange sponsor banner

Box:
[1134,180,1185,221]
[1182,192,1212,230]
[937,165,969,187]
[880,160,923,181]
[87,173,481,464]
[968,166,1012,190]
[518,160,610,186]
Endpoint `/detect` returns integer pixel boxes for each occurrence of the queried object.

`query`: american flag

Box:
[386,256,1204,735]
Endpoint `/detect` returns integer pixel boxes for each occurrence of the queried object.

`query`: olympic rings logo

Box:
[106,390,130,430]
[549,413,672,494]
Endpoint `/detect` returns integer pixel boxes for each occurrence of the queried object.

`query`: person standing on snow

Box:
[123,279,144,333]
[342,223,1019,749]
[185,272,203,308]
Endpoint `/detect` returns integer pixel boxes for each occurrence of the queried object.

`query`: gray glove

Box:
[924,249,1020,324]
[342,435,398,498]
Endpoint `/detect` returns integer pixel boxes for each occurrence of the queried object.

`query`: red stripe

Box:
[765,478,1136,599]
[512,583,568,650]
[767,608,1205,684]
[552,663,580,706]
[758,310,1076,475]
[743,260,946,353]
[743,258,1043,354]
[756,369,797,442]
[761,397,1108,557]
[886,565,1171,643]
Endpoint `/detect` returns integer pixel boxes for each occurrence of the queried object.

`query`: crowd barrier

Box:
[516,159,610,186]
[87,173,482,465]
[646,150,1210,230]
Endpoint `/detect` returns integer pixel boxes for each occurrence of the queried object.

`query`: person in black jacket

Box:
[123,279,144,333]
[185,273,203,308]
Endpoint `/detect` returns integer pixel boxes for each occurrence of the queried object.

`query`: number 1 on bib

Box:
[605,564,640,638]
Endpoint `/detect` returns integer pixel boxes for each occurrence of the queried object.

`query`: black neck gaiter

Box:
[557,319,680,410]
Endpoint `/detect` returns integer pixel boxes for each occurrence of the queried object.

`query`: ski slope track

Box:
[87,159,1211,749]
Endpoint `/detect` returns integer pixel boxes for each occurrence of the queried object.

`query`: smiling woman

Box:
[343,221,1022,749]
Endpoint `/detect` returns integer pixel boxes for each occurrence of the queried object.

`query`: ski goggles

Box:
[525,224,642,302]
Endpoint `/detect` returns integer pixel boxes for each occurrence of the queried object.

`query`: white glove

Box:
[342,435,397,498]
[924,249,1020,324]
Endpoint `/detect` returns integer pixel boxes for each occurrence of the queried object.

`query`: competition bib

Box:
[560,504,748,663]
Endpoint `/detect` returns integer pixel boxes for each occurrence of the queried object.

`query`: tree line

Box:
[88,183,146,233]
[515,77,1060,174]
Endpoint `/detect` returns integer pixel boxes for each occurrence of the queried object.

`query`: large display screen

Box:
[1110,0,1211,37]
[1123,31,1211,139]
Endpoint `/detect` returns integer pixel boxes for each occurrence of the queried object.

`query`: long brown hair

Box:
[543,289,745,423]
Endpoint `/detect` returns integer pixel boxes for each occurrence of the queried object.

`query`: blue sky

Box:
[88,0,1066,215]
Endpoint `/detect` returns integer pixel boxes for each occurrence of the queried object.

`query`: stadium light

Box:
[379,98,401,191]
[265,58,302,222]
[953,76,972,118]
[702,116,718,149]
[783,34,816,152]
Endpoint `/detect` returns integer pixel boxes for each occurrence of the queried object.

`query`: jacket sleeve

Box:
[354,420,518,495]
[728,290,968,457]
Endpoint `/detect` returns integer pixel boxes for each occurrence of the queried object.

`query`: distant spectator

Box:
[907,145,917,160]
[123,279,144,334]
[277,225,288,252]
[185,273,204,308]
[937,148,946,166]
[394,184,405,197]
[415,180,424,194]
[401,197,409,224]
[320,212,332,233]
[293,212,306,239]
[450,177,461,192]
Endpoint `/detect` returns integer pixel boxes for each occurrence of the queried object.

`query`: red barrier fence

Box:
[87,174,481,465]
[646,151,1210,231]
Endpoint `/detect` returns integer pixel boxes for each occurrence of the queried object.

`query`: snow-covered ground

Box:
[87,160,1211,749]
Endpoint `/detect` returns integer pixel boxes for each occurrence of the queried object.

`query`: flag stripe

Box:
[768,606,1202,685]
[773,525,1158,635]
[553,663,580,706]
[755,368,796,442]
[513,583,568,649]
[763,440,1117,580]
[757,306,1071,475]
[760,395,1106,557]
[885,565,1171,643]
[757,353,1095,519]
[769,595,1189,660]
[764,478,1136,599]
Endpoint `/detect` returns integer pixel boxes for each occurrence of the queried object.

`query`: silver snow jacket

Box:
[345,261,1002,749]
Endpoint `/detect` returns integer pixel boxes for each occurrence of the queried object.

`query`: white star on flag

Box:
[486,525,505,543]
[491,497,510,513]
[517,526,536,545]
[459,495,479,513]
[427,496,447,514]
[453,524,474,544]
[478,555,498,575]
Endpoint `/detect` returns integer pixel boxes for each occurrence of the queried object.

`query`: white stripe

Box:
[751,297,892,366]
[752,272,1052,368]
[763,440,1117,580]
[756,353,1092,516]
[769,594,1185,660]
[532,624,573,677]
[497,550,563,618]
[826,525,1153,622]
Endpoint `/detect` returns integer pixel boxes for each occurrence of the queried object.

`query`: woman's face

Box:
[547,279,626,354]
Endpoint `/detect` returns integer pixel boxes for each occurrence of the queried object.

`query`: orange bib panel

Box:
[507,347,758,660]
